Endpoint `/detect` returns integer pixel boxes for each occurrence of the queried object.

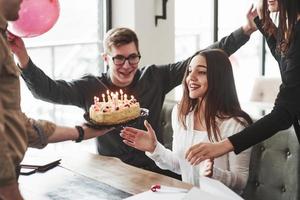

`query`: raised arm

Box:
[253,17,279,62]
[7,34,89,108]
[206,4,257,56]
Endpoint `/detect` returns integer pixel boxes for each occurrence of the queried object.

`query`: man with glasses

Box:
[10,23,256,178]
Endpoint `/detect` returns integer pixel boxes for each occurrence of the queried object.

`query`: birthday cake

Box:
[89,90,141,125]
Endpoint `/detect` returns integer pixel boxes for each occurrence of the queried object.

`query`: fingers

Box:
[185,143,210,165]
[6,31,17,41]
[144,120,154,132]
[122,139,136,148]
[185,143,205,160]
[123,126,142,134]
[120,129,137,142]
[203,169,213,177]
[144,120,157,139]
[247,3,254,14]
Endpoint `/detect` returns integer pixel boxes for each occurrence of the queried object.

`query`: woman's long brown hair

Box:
[178,49,252,142]
[262,0,300,55]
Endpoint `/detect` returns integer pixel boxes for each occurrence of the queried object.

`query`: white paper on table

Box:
[123,187,188,200]
[183,187,231,200]
[200,176,244,200]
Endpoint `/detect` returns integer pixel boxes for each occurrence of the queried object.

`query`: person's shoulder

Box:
[222,117,248,126]
[138,64,168,80]
[219,117,247,136]
[140,64,161,72]
[74,73,107,87]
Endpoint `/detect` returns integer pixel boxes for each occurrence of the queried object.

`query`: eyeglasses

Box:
[109,54,141,65]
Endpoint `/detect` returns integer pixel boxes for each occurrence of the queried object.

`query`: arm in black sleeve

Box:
[205,27,250,56]
[254,17,279,62]
[228,104,294,154]
[21,58,85,107]
[158,27,251,94]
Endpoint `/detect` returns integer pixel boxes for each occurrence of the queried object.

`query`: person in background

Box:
[9,3,257,179]
[0,0,111,199]
[120,49,252,194]
[185,0,300,166]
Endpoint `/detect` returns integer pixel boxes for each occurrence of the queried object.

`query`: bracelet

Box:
[75,125,84,143]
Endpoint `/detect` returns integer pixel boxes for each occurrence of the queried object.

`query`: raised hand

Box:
[185,139,234,165]
[255,0,263,19]
[120,120,157,153]
[242,4,258,35]
[199,158,214,177]
[6,32,29,68]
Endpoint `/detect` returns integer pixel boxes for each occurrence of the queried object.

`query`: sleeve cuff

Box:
[145,142,165,160]
[233,27,250,42]
[254,16,261,26]
[28,119,56,149]
[20,57,35,77]
[228,134,243,154]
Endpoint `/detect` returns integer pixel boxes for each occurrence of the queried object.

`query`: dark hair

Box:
[178,49,252,142]
[104,27,139,54]
[262,0,300,54]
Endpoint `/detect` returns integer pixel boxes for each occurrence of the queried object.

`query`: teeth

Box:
[189,83,200,89]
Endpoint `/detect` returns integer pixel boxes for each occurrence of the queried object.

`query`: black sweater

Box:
[21,28,249,173]
[229,18,300,154]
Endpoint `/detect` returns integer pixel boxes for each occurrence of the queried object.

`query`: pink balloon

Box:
[8,0,60,38]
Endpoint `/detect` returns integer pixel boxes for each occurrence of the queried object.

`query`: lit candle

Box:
[115,92,119,107]
[124,94,128,101]
[107,90,112,102]
[102,93,105,102]
[120,89,123,101]
[110,92,113,105]
[111,92,118,107]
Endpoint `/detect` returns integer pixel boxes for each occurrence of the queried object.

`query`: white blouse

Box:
[146,105,251,194]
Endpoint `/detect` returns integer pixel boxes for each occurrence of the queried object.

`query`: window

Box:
[218,0,262,106]
[20,0,106,153]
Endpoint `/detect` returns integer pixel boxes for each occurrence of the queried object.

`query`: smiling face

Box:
[267,0,279,12]
[103,42,139,87]
[185,54,208,100]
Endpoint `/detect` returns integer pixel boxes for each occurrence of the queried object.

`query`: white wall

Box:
[112,0,175,66]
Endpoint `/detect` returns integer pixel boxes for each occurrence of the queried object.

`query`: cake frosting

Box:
[89,90,140,125]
